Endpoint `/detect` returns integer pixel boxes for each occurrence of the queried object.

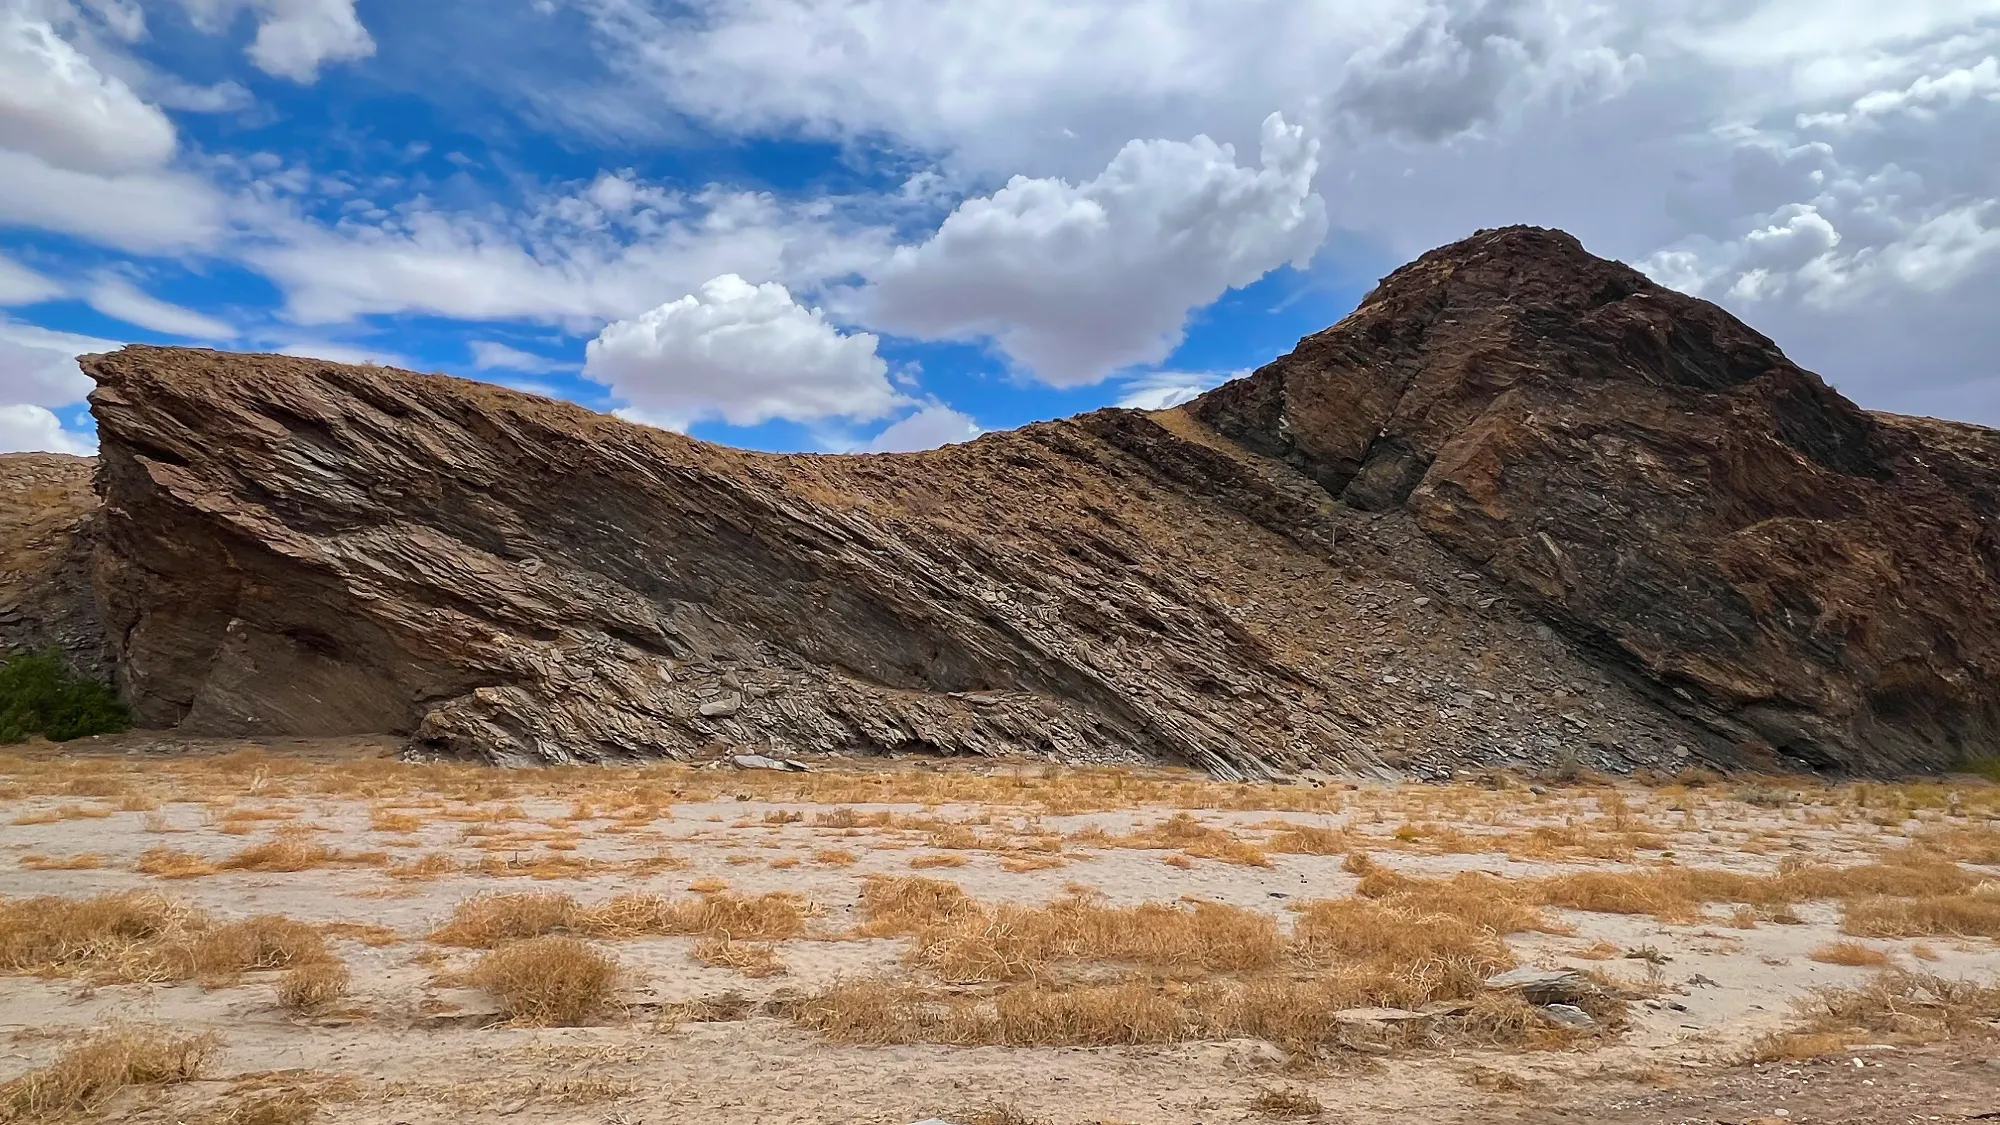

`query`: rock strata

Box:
[17,225,1994,776]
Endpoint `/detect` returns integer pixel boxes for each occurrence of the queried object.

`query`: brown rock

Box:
[14,224,1988,776]
[1193,225,2000,772]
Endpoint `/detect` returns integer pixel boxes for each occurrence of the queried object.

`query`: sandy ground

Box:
[1,737,1997,1123]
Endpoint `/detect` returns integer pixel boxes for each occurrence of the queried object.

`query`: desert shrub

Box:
[467,936,620,1026]
[0,1025,216,1120]
[0,652,129,743]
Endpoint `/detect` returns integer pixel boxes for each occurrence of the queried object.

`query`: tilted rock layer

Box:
[41,227,2000,775]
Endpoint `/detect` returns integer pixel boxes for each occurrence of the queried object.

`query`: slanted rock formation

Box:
[12,225,1991,776]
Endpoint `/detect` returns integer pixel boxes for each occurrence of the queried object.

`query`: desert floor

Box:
[0,737,1996,1124]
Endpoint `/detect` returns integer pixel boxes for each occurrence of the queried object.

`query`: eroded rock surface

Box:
[27,225,1994,776]
[0,453,109,678]
[1193,226,2000,772]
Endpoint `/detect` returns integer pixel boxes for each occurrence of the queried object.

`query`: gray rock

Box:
[1541,1003,1596,1029]
[699,695,743,718]
[730,753,810,772]
[1484,968,1600,1005]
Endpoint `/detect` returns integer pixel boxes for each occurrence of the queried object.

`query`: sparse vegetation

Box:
[0,1025,216,1120]
[0,652,130,744]
[467,936,621,1026]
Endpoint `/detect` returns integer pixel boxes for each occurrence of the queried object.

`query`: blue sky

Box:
[3,1,1998,457]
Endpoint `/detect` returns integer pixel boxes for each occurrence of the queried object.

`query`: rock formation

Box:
[8,225,1990,776]
[1193,226,2000,772]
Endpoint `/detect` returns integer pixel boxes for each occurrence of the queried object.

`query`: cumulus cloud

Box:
[584,274,905,429]
[860,113,1326,386]
[84,276,234,338]
[0,319,115,408]
[861,403,982,452]
[0,404,94,454]
[175,0,375,81]
[0,10,177,174]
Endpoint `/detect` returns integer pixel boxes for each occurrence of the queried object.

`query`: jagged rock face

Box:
[1192,226,2000,772]
[80,334,1723,778]
[0,454,108,678]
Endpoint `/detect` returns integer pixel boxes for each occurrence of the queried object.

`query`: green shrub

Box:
[0,652,131,743]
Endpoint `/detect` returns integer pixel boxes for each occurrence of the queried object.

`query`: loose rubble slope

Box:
[56,226,2000,776]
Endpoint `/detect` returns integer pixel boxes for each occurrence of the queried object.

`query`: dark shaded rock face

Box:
[1192,226,2000,772]
[48,225,2000,777]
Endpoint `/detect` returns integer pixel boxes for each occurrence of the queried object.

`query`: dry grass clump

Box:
[1129,813,1272,867]
[1265,824,1351,856]
[369,808,424,833]
[428,892,578,947]
[386,852,459,880]
[467,936,620,1026]
[1747,971,2000,1060]
[901,888,1285,983]
[429,890,811,947]
[1842,889,2000,938]
[0,1025,217,1121]
[207,1088,320,1125]
[855,876,983,936]
[1808,941,1890,967]
[276,959,351,1013]
[219,828,346,872]
[791,972,1601,1052]
[813,847,859,866]
[692,936,786,978]
[909,853,968,869]
[0,891,346,990]
[136,847,218,878]
[18,852,103,870]
[1249,1086,1324,1119]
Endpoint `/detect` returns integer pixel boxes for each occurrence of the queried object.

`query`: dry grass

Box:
[1266,824,1351,856]
[467,936,621,1026]
[135,847,218,878]
[1747,971,2000,1060]
[909,853,967,869]
[692,936,786,978]
[220,827,377,872]
[429,890,811,947]
[18,853,102,870]
[790,973,1594,1052]
[0,1025,217,1121]
[1807,940,1890,967]
[206,1089,320,1125]
[813,847,859,867]
[276,959,351,1013]
[1842,890,2000,938]
[0,892,335,986]
[1249,1086,1324,1119]
[894,887,1285,983]
[688,876,729,894]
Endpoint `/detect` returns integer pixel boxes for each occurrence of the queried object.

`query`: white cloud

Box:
[0,10,177,174]
[862,403,982,452]
[859,113,1325,386]
[243,179,893,326]
[0,255,61,306]
[176,0,375,82]
[270,340,404,366]
[468,340,573,373]
[85,276,234,338]
[0,317,120,408]
[585,274,905,428]
[0,404,94,454]
[1115,368,1243,410]
[0,149,225,252]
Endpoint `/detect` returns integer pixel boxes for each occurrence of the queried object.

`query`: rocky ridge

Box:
[4,226,1993,777]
